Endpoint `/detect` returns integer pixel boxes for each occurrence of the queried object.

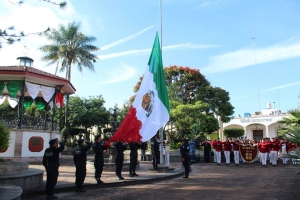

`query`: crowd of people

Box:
[189,137,299,167]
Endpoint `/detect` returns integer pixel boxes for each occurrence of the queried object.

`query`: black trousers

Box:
[94,156,104,179]
[115,153,124,176]
[46,164,59,196]
[75,162,86,190]
[182,156,190,177]
[204,150,210,162]
[152,151,159,169]
[129,152,138,174]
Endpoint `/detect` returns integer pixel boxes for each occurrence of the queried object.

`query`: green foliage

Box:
[0,122,10,149]
[171,100,210,139]
[198,115,219,135]
[170,142,181,150]
[67,95,110,141]
[0,102,17,120]
[278,109,300,174]
[196,86,234,123]
[39,21,99,81]
[223,128,244,138]
[61,127,70,143]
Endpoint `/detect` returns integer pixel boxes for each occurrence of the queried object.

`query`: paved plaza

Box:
[22,155,300,200]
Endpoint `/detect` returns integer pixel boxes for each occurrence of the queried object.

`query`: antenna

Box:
[252,29,261,111]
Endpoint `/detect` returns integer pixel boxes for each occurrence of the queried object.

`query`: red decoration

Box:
[28,136,44,152]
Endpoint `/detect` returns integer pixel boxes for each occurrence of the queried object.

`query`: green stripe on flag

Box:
[148,32,170,114]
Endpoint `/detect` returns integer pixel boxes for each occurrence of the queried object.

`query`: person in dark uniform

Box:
[140,142,148,161]
[151,136,160,170]
[92,135,107,184]
[73,139,91,192]
[180,138,190,178]
[43,139,65,199]
[129,142,141,177]
[115,140,127,180]
[201,139,212,163]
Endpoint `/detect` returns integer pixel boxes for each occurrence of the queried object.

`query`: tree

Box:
[39,21,99,127]
[170,100,212,139]
[67,96,110,141]
[277,109,300,174]
[223,128,244,138]
[0,122,10,150]
[0,102,18,120]
[196,86,234,123]
[0,0,67,49]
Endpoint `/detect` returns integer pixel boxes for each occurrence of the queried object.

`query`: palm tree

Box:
[39,21,99,127]
[278,109,300,173]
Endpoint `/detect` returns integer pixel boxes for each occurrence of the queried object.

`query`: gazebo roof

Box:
[0,66,76,95]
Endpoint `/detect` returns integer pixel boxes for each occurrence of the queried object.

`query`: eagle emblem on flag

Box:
[142,90,154,117]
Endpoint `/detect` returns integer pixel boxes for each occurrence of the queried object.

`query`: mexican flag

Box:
[105,32,170,144]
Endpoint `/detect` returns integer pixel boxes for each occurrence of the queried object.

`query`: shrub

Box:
[223,128,244,138]
[0,122,10,149]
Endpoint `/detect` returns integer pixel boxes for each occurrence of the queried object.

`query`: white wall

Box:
[0,131,16,157]
[20,131,62,157]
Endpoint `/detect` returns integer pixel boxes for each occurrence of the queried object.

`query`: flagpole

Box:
[159,0,167,168]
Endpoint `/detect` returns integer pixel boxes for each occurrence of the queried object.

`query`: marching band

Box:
[208,137,299,166]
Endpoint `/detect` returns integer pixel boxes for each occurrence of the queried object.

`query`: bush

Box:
[223,128,244,138]
[170,142,181,150]
[0,122,10,149]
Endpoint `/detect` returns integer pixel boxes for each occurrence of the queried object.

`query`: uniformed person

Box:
[43,139,65,199]
[92,135,107,184]
[201,140,211,163]
[129,142,141,177]
[115,140,127,180]
[180,138,190,178]
[151,136,160,170]
[73,139,91,192]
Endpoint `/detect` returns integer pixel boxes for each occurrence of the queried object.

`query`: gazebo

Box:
[0,56,76,162]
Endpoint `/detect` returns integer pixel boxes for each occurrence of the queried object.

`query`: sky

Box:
[1,0,300,117]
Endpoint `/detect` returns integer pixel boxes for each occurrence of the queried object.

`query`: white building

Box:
[222,103,289,141]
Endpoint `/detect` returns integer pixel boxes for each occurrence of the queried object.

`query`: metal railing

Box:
[0,117,59,131]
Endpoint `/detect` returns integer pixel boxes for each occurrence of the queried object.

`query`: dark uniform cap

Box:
[49,139,57,145]
[95,135,101,141]
[77,139,84,145]
[182,138,188,143]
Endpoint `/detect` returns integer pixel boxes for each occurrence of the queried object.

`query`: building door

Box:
[253,130,263,142]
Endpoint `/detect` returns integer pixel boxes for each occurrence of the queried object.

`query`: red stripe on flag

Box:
[104,105,142,147]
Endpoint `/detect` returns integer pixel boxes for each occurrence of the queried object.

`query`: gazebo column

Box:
[18,81,25,129]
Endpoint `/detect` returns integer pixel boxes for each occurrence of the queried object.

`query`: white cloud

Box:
[0,0,90,77]
[266,81,300,91]
[96,64,137,85]
[98,43,219,60]
[100,25,155,51]
[201,41,300,74]
[195,0,234,10]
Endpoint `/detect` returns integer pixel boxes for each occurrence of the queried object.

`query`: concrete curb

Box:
[21,167,185,198]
